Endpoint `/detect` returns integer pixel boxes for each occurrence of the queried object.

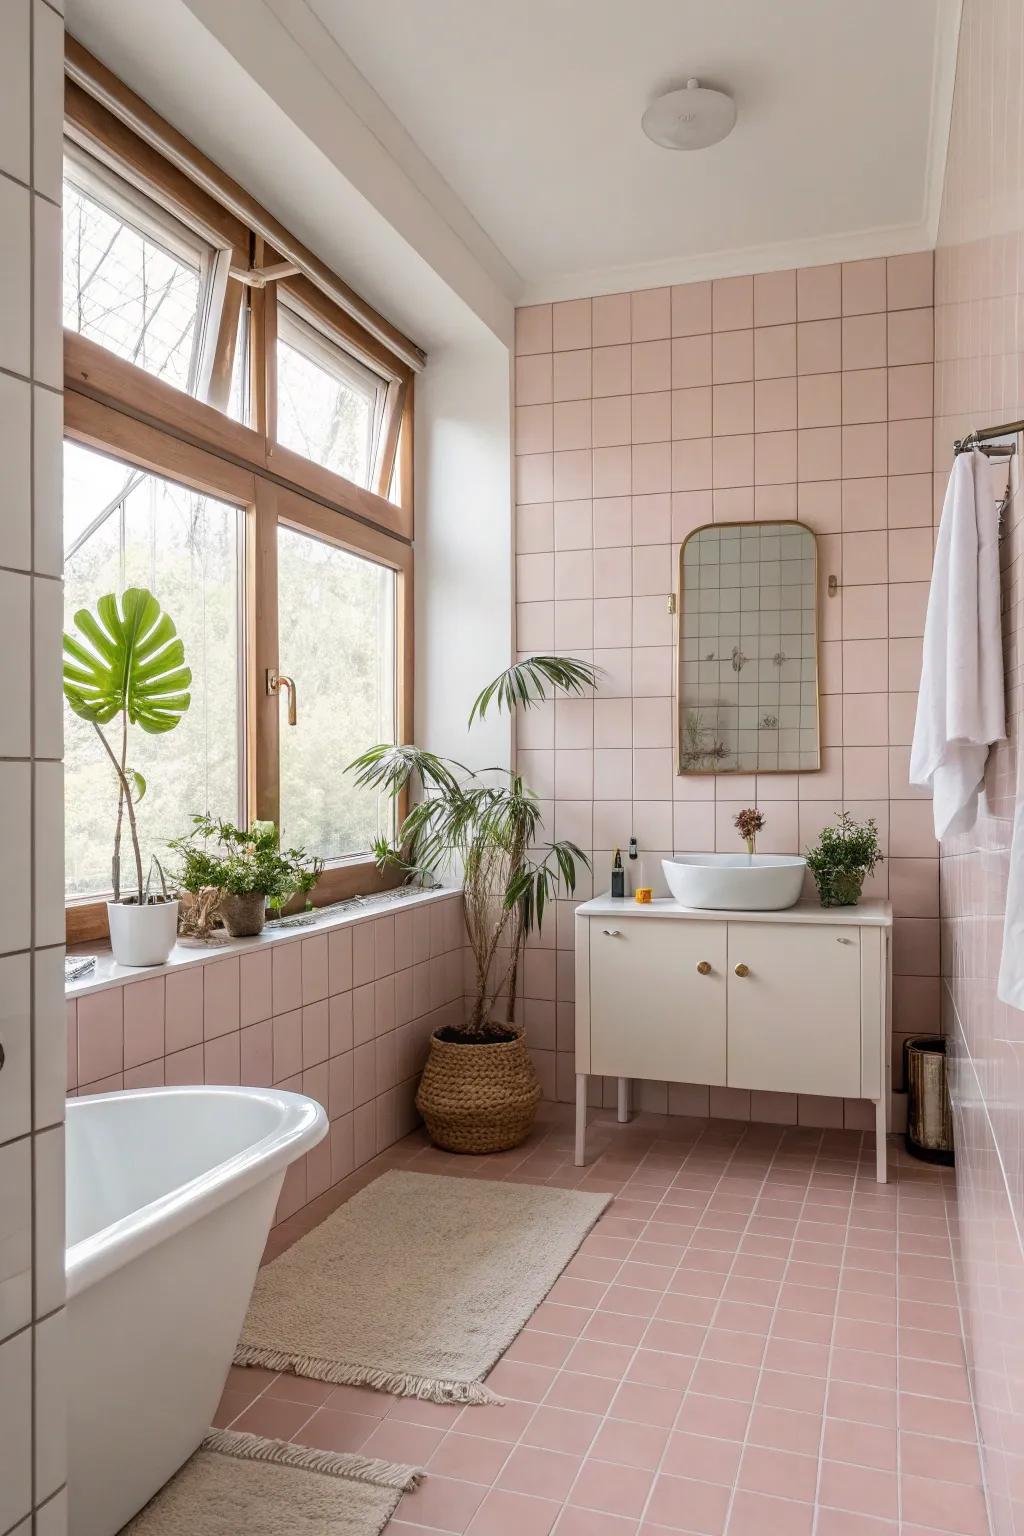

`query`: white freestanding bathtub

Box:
[66,1084,327,1536]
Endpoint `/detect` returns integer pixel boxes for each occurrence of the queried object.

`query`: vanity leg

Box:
[574,1075,588,1167]
[874,1098,888,1184]
[617,1077,631,1124]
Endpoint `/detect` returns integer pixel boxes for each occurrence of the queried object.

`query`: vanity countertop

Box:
[580,895,893,926]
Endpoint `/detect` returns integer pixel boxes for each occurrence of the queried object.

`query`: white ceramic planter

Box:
[106,899,179,967]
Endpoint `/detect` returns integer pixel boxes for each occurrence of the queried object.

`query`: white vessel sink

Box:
[662,853,807,911]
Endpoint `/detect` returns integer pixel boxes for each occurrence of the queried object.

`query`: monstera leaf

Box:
[63,588,192,734]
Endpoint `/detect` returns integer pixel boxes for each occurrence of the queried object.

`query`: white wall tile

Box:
[33,576,63,759]
[0,1328,32,1531]
[0,955,31,1145]
[33,947,64,1129]
[32,0,64,203]
[0,570,31,756]
[34,1308,65,1500]
[32,384,63,578]
[35,1489,67,1536]
[0,373,32,571]
[33,760,64,949]
[0,764,32,956]
[0,1139,31,1340]
[32,195,62,389]
[0,177,31,375]
[0,0,31,184]
[32,1126,64,1317]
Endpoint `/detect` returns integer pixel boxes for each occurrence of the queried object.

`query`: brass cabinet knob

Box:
[734,963,750,977]
[696,961,712,975]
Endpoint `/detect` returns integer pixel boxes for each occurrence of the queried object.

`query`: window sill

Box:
[65,884,461,1001]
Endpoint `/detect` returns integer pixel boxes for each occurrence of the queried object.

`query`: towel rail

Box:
[954,419,1023,456]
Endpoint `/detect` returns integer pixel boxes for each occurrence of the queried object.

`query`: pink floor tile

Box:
[221,1114,988,1536]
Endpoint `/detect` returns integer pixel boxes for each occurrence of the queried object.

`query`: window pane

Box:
[64,442,243,898]
[275,310,384,487]
[63,169,207,393]
[278,524,395,860]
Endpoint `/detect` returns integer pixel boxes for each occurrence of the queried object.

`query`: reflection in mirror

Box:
[677,521,819,775]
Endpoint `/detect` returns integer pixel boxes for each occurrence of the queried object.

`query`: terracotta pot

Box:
[218,891,267,937]
[415,1026,541,1154]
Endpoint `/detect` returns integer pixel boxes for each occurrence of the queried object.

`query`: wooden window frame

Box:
[62,45,420,944]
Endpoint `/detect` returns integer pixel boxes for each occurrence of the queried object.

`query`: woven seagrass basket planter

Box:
[415,1026,541,1154]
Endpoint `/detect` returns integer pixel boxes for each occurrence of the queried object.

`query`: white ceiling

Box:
[303,0,961,301]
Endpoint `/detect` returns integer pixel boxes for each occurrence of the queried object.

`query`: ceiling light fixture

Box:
[642,78,737,151]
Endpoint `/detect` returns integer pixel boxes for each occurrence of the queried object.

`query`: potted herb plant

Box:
[63,588,191,966]
[805,811,883,907]
[169,816,323,937]
[348,655,597,1154]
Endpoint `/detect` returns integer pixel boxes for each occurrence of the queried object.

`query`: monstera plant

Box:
[63,588,191,964]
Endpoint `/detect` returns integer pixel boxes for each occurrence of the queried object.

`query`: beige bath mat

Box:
[122,1428,421,1536]
[235,1169,611,1404]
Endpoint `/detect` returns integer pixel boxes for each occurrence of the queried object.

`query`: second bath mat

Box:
[122,1428,421,1536]
[234,1169,611,1404]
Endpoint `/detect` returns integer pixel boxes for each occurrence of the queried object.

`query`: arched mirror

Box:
[677,520,820,774]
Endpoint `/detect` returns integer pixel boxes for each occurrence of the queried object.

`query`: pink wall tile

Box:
[203,957,239,1040]
[165,967,203,1053]
[516,252,938,1132]
[122,977,164,1070]
[77,989,123,1085]
[239,950,272,1027]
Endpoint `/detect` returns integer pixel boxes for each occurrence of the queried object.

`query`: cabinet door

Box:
[726,922,861,1097]
[589,918,727,1085]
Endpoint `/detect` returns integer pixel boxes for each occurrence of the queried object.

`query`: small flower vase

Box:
[744,836,756,857]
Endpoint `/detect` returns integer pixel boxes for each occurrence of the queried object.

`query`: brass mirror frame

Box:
[675,518,822,776]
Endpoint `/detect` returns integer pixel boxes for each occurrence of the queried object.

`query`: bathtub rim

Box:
[66,1083,327,1301]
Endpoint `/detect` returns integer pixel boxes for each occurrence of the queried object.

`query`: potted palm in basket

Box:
[348,655,597,1153]
[63,588,191,966]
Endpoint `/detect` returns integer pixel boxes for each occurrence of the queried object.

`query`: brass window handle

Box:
[266,667,297,726]
[734,963,750,977]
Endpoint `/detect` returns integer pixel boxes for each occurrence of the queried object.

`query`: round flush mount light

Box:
[642,78,737,151]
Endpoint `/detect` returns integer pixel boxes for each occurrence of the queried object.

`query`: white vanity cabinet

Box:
[574,897,892,1181]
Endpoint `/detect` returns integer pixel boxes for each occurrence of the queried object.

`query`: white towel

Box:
[909,448,1005,841]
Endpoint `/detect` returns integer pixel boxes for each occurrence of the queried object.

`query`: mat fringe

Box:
[231,1346,503,1406]
[201,1427,423,1491]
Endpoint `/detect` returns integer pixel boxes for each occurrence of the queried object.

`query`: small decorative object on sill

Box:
[635,887,653,904]
[347,653,598,1153]
[805,810,883,908]
[62,587,191,968]
[733,806,766,857]
[65,955,97,982]
[177,885,223,941]
[169,816,322,941]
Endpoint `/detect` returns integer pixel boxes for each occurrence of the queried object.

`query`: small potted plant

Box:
[169,816,323,937]
[348,654,597,1154]
[734,806,766,857]
[63,588,191,966]
[805,811,883,907]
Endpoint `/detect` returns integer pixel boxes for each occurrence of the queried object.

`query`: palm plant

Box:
[348,655,597,1033]
[63,587,192,903]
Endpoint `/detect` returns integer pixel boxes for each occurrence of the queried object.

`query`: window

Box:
[63,440,244,898]
[277,525,396,860]
[62,48,419,935]
[276,304,387,488]
[63,152,218,395]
